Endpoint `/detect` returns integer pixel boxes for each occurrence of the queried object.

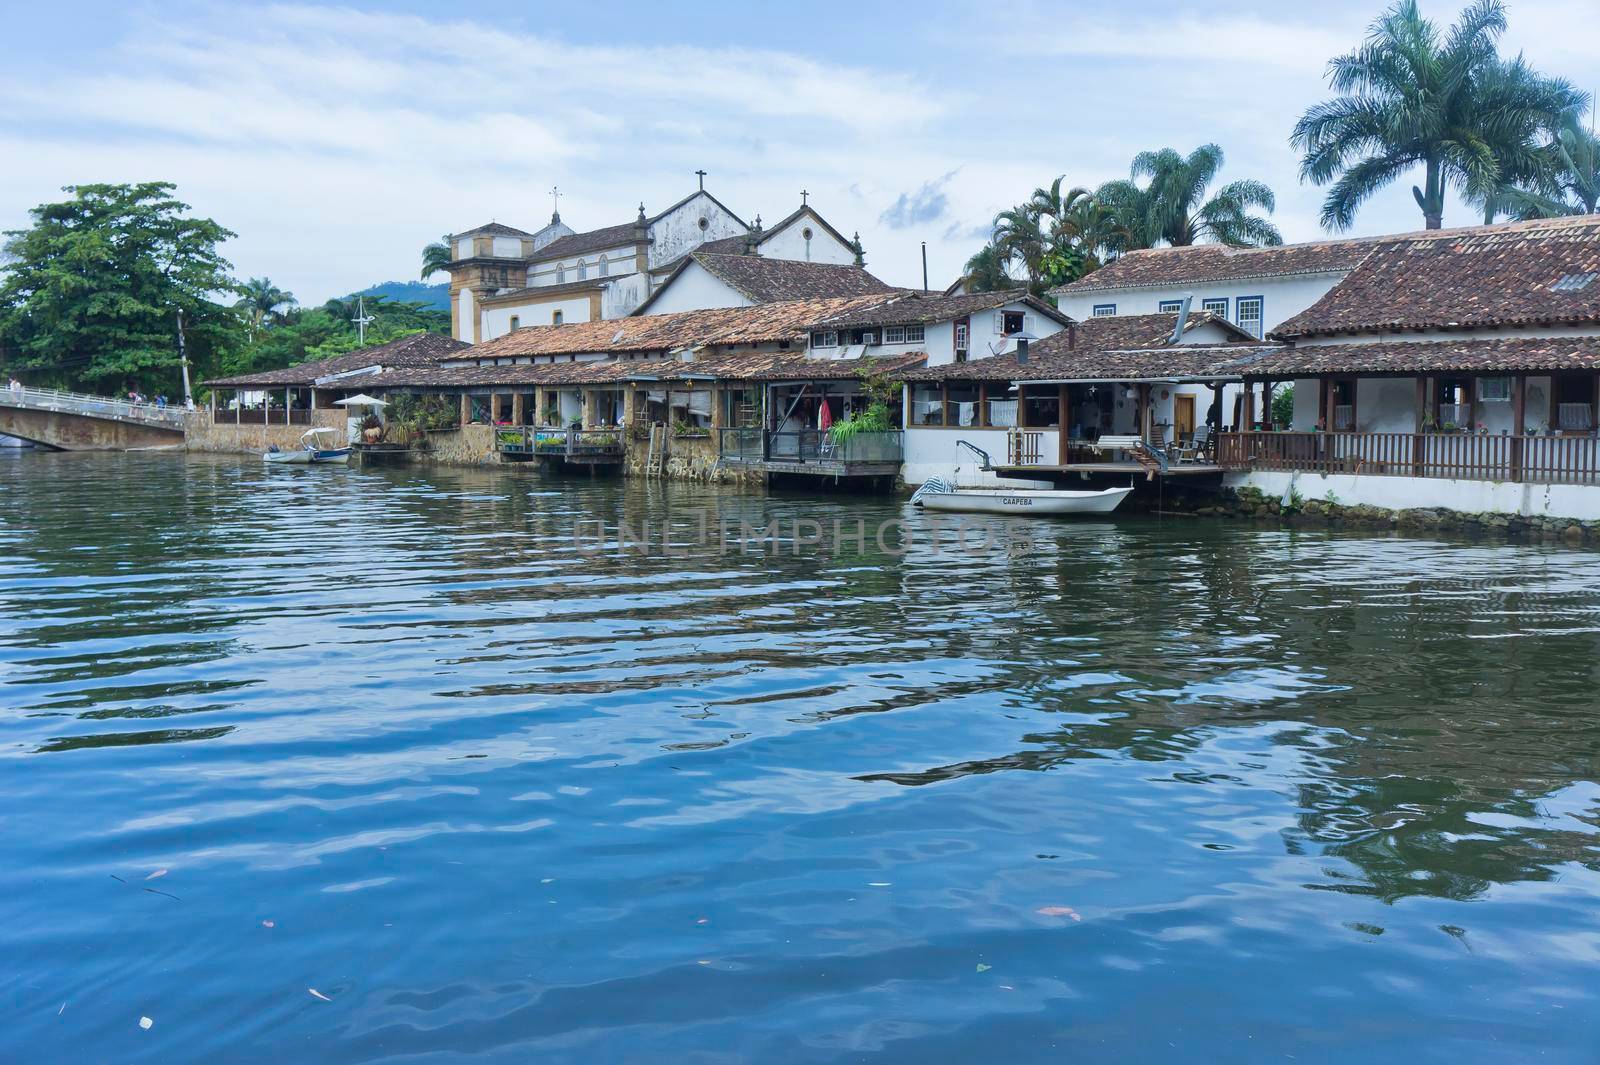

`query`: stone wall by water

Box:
[622,430,765,485]
[184,410,344,453]
[1165,484,1600,544]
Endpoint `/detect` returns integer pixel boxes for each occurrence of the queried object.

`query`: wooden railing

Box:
[215,407,312,426]
[1218,431,1600,486]
[720,429,903,465]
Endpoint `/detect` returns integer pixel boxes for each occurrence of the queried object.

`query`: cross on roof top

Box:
[695,169,707,191]
[801,189,809,206]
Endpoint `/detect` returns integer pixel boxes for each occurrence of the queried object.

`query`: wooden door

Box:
[1174,394,1196,440]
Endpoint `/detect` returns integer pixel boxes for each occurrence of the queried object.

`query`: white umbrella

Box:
[333,394,387,407]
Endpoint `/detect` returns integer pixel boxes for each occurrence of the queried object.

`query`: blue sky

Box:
[2,0,1595,303]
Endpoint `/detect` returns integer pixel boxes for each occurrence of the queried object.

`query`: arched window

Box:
[556,264,565,283]
[552,310,564,325]
[578,260,588,280]
[598,255,608,277]
[509,315,520,331]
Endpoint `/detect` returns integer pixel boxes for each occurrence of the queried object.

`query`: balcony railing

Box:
[496,426,623,459]
[215,407,312,425]
[3,385,189,429]
[1219,431,1600,486]
[718,428,903,466]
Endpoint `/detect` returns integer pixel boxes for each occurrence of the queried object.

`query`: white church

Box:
[444,176,869,343]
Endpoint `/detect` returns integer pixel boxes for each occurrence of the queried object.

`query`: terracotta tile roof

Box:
[1271,217,1600,338]
[1052,239,1375,294]
[815,290,1071,329]
[1067,310,1259,350]
[202,332,470,388]
[479,277,612,305]
[448,295,900,364]
[693,252,895,302]
[367,350,928,389]
[1242,337,1600,376]
[901,344,1279,384]
[456,222,533,238]
[534,221,639,261]
[900,313,1280,384]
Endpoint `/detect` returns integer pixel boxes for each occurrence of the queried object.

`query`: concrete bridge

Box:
[0,386,188,450]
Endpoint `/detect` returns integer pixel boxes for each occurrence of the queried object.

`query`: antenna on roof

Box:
[1168,293,1194,345]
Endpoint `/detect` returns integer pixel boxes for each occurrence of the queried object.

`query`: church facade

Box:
[444,181,863,344]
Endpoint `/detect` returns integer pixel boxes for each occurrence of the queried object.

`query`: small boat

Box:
[263,428,350,465]
[911,479,1133,516]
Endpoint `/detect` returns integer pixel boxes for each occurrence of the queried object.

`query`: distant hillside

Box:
[351,281,450,311]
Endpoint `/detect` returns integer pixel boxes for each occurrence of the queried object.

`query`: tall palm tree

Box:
[1490,111,1600,219]
[1292,0,1584,231]
[1055,195,1129,272]
[1098,145,1282,248]
[421,236,452,280]
[235,278,296,342]
[960,243,1014,293]
[991,206,1047,286]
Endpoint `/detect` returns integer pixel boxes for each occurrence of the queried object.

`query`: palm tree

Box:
[1292,0,1585,231]
[1098,145,1282,248]
[421,236,452,281]
[235,277,296,342]
[1055,195,1129,272]
[991,206,1047,286]
[1489,111,1600,219]
[960,244,1014,293]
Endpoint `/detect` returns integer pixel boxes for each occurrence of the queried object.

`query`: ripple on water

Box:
[0,452,1597,1064]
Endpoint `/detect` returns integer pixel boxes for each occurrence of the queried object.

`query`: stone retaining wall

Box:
[1169,486,1600,544]
[184,410,344,454]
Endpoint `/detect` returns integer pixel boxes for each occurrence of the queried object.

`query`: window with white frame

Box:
[1158,299,1184,313]
[810,330,838,348]
[906,324,925,343]
[1092,304,1117,317]
[1202,297,1229,318]
[598,255,608,277]
[1236,297,1264,337]
[884,325,907,344]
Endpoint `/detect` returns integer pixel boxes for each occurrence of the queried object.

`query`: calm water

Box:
[2,453,1598,1064]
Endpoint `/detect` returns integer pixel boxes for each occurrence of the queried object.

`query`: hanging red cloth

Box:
[818,399,833,431]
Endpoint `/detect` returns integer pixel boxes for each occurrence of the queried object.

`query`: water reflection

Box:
[0,452,1597,1063]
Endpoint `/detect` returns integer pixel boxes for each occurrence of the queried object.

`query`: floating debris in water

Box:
[1036,906,1081,920]
[262,920,275,928]
[139,1016,153,1030]
[975,963,992,973]
[145,869,167,881]
[308,988,332,1002]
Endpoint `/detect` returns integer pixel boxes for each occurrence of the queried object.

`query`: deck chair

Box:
[1171,425,1213,464]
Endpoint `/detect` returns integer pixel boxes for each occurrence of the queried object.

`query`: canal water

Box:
[2,452,1597,1064]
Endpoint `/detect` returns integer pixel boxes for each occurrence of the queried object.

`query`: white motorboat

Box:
[911,480,1132,516]
[263,428,350,464]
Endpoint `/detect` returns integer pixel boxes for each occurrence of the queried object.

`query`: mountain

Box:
[350,281,450,311]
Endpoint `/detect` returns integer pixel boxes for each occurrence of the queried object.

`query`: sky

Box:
[1,0,1597,304]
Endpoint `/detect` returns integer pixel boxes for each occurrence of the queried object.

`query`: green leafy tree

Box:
[0,182,240,391]
[421,236,452,280]
[1292,0,1584,230]
[1098,145,1282,248]
[1491,112,1600,218]
[235,277,296,342]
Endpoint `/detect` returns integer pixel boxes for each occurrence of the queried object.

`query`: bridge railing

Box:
[0,386,189,429]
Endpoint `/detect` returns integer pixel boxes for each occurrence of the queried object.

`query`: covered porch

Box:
[1221,362,1600,487]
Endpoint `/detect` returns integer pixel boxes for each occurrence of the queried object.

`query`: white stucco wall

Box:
[901,426,1055,488]
[491,236,523,258]
[1230,470,1600,521]
[602,274,651,319]
[528,244,636,287]
[456,287,475,342]
[455,237,475,259]
[640,262,752,315]
[760,215,855,264]
[648,193,746,270]
[480,296,593,340]
[1056,272,1349,336]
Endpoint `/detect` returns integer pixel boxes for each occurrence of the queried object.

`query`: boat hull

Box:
[262,450,313,464]
[916,486,1132,516]
[309,449,350,463]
